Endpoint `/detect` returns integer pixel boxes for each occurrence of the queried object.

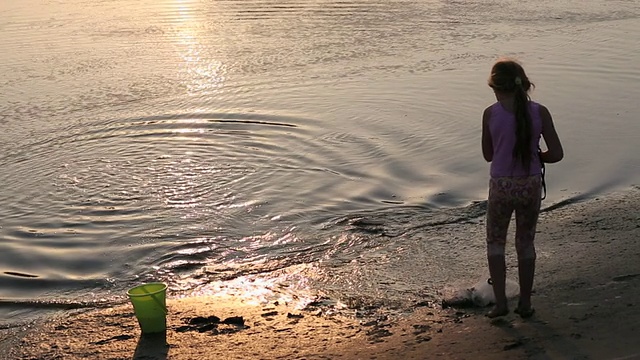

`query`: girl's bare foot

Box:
[514,302,535,318]
[485,306,509,318]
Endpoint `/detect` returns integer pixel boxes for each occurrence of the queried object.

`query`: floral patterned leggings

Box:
[486,175,542,260]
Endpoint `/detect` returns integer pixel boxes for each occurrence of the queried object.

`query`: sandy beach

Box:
[2,186,639,360]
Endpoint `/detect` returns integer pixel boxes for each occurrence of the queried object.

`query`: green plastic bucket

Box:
[127,282,168,334]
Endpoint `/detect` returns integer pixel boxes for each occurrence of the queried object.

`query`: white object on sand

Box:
[442,276,519,308]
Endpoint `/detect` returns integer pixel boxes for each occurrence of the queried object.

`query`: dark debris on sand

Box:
[176,314,248,335]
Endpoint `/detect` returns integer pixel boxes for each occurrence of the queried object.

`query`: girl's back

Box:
[488,101,543,178]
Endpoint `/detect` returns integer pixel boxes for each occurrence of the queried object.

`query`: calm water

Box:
[1,0,639,324]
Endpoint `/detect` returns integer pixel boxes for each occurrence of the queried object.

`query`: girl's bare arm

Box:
[539,105,564,163]
[482,107,493,162]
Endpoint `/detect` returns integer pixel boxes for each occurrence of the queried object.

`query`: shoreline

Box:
[2,186,640,360]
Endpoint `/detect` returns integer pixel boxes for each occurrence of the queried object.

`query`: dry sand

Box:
[1,187,639,360]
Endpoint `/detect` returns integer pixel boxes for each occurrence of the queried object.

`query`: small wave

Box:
[0,298,115,311]
[3,272,38,279]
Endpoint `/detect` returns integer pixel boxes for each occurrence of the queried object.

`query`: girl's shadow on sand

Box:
[489,316,590,359]
[132,332,169,360]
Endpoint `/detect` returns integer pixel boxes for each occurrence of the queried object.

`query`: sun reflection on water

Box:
[144,0,323,307]
[172,263,322,310]
[171,0,227,95]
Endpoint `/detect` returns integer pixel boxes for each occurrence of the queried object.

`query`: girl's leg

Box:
[487,254,508,317]
[514,176,542,315]
[486,178,514,317]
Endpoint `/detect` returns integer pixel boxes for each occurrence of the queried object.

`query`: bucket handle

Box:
[140,285,168,315]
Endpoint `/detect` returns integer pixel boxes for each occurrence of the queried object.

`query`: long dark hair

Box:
[488,59,535,169]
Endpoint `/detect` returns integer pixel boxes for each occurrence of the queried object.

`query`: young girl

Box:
[481,59,564,318]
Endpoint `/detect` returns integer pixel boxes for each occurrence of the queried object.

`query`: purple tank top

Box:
[489,101,543,178]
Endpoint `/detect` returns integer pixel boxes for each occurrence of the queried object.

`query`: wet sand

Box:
[2,187,639,360]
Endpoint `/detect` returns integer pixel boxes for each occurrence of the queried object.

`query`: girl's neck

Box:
[495,93,515,112]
